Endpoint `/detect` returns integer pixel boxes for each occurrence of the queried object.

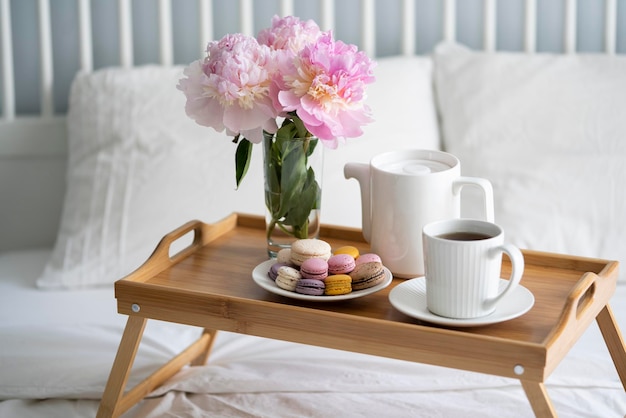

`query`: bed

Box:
[1,0,625,417]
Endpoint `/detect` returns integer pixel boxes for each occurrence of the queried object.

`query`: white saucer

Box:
[252,259,392,302]
[389,277,534,327]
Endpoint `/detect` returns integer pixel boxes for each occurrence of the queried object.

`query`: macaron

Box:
[295,278,326,296]
[275,266,301,291]
[327,253,356,274]
[276,248,292,264]
[268,262,288,281]
[290,239,332,266]
[324,274,352,296]
[300,258,329,281]
[355,253,382,265]
[334,245,360,259]
[349,262,385,291]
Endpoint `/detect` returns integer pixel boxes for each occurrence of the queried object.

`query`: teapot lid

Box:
[378,159,451,175]
[372,150,459,176]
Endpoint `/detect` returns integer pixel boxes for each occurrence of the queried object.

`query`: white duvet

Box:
[1,249,624,418]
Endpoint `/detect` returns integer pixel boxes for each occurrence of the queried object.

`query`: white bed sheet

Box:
[0,249,624,417]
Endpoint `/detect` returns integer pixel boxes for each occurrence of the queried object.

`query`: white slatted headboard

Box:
[0,0,624,251]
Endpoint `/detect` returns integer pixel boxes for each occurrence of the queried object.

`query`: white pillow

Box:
[433,42,626,280]
[37,66,265,289]
[38,56,439,289]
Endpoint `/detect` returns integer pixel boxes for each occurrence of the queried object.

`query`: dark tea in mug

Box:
[437,232,493,241]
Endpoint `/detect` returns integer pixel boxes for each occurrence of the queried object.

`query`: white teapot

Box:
[344,149,494,278]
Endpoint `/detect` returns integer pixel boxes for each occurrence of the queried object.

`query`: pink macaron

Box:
[355,253,382,265]
[327,253,356,274]
[300,258,329,281]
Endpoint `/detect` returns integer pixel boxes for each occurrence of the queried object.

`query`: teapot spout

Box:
[344,162,372,242]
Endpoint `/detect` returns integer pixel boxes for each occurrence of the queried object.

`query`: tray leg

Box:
[596,304,626,390]
[97,320,218,418]
[520,380,557,418]
[97,316,147,418]
[191,329,219,366]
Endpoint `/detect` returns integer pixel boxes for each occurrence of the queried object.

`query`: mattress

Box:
[0,249,624,417]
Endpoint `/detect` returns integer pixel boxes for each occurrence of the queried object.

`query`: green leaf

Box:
[305,138,318,157]
[291,114,309,138]
[235,138,253,189]
[277,140,308,219]
[283,167,321,235]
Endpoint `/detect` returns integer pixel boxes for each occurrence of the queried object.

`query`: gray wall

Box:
[4,0,626,116]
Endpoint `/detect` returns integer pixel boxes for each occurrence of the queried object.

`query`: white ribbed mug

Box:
[422,219,524,319]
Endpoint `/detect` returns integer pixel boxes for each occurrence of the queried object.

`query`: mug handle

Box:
[452,177,495,222]
[483,244,525,311]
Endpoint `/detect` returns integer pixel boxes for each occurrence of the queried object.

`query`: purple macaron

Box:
[300,258,329,281]
[295,278,326,296]
[327,253,356,274]
[268,262,288,281]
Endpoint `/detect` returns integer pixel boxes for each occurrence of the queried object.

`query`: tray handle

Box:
[571,272,598,320]
[550,271,598,342]
[154,214,239,263]
[152,219,208,264]
[126,214,239,281]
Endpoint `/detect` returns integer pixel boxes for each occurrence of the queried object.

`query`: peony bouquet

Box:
[178,15,375,246]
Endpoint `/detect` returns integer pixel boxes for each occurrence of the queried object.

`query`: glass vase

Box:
[263,131,323,257]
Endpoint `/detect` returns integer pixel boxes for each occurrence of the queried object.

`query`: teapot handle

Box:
[452,177,495,222]
[344,162,372,242]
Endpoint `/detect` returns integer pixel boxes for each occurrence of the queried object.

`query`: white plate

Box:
[252,259,393,302]
[389,277,534,327]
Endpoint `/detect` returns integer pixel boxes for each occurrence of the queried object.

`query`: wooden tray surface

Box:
[115,213,619,381]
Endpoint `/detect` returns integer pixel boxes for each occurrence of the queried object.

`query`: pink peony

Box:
[257,15,323,55]
[177,33,278,143]
[274,32,376,148]
[179,16,375,149]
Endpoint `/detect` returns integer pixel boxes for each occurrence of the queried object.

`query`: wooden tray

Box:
[99,213,625,418]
